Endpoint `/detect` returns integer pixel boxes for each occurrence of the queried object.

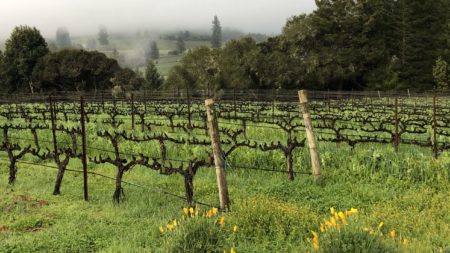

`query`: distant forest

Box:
[0,0,448,94]
[165,0,449,92]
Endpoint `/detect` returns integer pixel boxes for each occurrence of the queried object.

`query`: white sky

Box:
[0,0,316,39]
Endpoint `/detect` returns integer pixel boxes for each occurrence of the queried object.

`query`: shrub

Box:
[229,196,319,242]
[319,229,397,253]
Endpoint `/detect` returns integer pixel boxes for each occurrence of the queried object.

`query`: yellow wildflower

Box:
[223,250,227,253]
[206,210,213,218]
[167,224,174,231]
[369,228,375,235]
[212,207,219,216]
[313,241,319,250]
[306,237,311,242]
[324,220,332,229]
[173,219,178,227]
[312,231,319,249]
[349,208,358,214]
[189,207,194,216]
[330,207,335,215]
[159,226,164,233]
[233,225,238,233]
[230,247,236,253]
[219,217,225,226]
[330,217,337,228]
[338,212,347,225]
[402,239,408,245]
[183,207,188,215]
[389,230,396,238]
[378,222,384,228]
[320,223,325,232]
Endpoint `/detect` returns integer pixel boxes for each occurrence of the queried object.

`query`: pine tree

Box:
[211,15,222,48]
[144,61,163,89]
[176,36,186,54]
[433,56,449,90]
[98,26,109,45]
[86,38,97,50]
[56,27,72,49]
[395,0,449,90]
[147,41,159,61]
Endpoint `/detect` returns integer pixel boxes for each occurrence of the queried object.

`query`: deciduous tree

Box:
[32,49,120,92]
[2,25,49,93]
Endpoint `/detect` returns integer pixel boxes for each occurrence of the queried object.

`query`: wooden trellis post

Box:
[131,93,135,130]
[49,96,58,157]
[394,97,399,152]
[432,94,438,159]
[298,90,321,181]
[80,96,89,201]
[205,98,230,210]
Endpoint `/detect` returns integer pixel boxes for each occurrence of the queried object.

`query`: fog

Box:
[0,0,316,39]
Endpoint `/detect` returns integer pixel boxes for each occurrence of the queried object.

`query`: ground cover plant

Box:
[0,90,449,252]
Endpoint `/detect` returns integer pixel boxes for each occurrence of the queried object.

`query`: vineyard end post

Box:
[205,99,230,210]
[298,90,321,181]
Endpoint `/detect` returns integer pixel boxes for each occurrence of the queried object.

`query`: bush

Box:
[160,214,228,253]
[319,229,397,253]
[168,50,179,56]
[229,196,319,242]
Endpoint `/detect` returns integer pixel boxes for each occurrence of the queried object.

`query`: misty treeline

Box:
[161,29,268,44]
[167,0,449,91]
[0,26,160,94]
[0,1,448,94]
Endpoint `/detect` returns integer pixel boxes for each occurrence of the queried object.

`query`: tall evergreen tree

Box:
[143,60,163,89]
[211,15,222,48]
[146,41,159,61]
[0,50,4,92]
[433,56,449,90]
[176,36,186,54]
[395,0,449,90]
[56,27,72,49]
[86,38,97,50]
[98,26,109,45]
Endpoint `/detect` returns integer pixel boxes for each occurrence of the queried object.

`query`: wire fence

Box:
[0,89,449,207]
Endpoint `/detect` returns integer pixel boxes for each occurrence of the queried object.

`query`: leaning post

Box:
[205,98,230,210]
[298,90,321,181]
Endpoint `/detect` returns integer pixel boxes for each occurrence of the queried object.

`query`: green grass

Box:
[0,100,449,252]
[1,142,449,252]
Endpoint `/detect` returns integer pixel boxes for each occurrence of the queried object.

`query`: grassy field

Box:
[71,35,210,76]
[1,141,449,252]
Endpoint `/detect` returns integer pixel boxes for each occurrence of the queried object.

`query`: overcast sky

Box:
[0,0,316,39]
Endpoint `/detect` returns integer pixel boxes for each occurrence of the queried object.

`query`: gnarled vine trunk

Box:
[113,168,125,203]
